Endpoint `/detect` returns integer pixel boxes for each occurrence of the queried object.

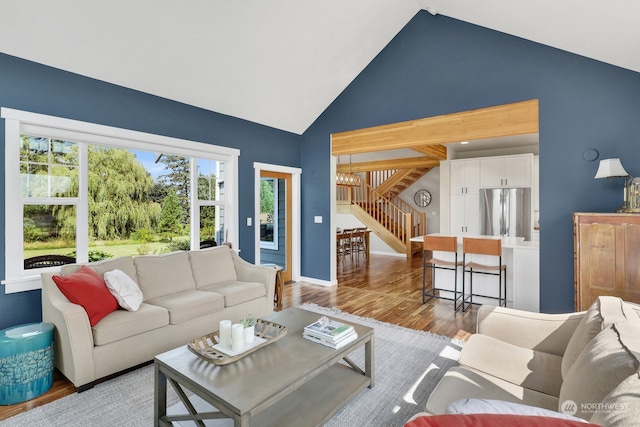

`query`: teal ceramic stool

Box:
[0,322,54,405]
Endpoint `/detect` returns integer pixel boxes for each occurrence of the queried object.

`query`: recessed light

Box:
[460,141,469,145]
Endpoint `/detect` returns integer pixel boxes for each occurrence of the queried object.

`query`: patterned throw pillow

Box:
[104,269,144,311]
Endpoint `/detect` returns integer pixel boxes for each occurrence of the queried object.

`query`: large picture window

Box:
[2,108,239,293]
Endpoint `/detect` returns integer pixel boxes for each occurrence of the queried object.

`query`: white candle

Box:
[219,320,232,348]
[232,323,244,352]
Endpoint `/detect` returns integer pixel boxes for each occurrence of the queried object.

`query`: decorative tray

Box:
[187,319,287,365]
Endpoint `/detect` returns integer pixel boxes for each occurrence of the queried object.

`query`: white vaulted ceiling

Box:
[0,0,638,135]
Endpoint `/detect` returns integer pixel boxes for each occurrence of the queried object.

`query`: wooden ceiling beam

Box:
[337,156,439,172]
[331,99,539,155]
[411,144,447,159]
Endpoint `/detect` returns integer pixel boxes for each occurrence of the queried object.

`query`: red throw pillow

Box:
[405,414,601,427]
[53,265,119,326]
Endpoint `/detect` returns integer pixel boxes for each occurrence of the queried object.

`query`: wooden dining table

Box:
[337,229,371,263]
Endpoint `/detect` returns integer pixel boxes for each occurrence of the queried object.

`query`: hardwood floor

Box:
[0,253,476,421]
[289,253,477,340]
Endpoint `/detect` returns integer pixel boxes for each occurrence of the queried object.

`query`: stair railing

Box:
[392,195,427,237]
[340,182,418,247]
[369,170,397,189]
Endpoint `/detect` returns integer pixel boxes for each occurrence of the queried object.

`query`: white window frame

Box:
[190,158,227,250]
[2,107,239,293]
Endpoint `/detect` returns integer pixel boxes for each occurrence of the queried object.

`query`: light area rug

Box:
[1,304,463,427]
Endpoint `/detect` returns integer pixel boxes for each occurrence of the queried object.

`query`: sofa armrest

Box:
[41,272,96,388]
[230,251,276,314]
[476,305,584,356]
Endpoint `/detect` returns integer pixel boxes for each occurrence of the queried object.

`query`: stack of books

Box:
[303,317,358,349]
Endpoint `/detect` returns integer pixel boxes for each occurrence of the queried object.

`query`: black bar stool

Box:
[422,236,464,311]
[461,237,507,312]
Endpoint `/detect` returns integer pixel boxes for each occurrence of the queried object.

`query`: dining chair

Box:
[337,229,353,265]
[351,228,368,264]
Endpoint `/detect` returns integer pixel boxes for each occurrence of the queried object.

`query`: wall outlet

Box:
[314,216,323,223]
[247,217,252,226]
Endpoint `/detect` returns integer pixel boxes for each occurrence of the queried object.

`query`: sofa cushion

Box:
[199,280,266,307]
[104,269,144,311]
[61,256,138,283]
[134,251,196,300]
[91,303,169,345]
[561,296,638,378]
[405,414,600,427]
[189,246,238,288]
[52,265,119,326]
[145,290,224,325]
[459,334,563,397]
[425,366,559,415]
[589,373,640,426]
[559,322,640,420]
[626,301,640,318]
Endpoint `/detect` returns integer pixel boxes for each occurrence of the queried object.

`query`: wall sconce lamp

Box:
[594,158,631,212]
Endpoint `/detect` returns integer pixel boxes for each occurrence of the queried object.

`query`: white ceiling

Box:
[1,1,638,135]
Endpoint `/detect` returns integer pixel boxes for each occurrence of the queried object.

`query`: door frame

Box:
[260,170,292,282]
[253,162,301,282]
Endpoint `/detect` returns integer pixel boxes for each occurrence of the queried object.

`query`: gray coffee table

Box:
[154,307,374,427]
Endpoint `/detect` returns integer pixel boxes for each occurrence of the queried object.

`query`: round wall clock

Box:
[414,189,432,207]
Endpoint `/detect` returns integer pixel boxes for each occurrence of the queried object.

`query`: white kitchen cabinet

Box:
[450,159,480,235]
[533,155,539,232]
[450,159,480,195]
[533,155,539,210]
[480,154,532,188]
[450,193,480,235]
[511,246,540,312]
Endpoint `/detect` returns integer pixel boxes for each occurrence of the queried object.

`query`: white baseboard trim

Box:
[370,250,407,258]
[297,276,337,287]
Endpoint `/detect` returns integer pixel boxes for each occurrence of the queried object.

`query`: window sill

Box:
[2,275,44,294]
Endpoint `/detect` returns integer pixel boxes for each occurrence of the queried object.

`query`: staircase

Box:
[375,167,431,199]
[337,180,426,257]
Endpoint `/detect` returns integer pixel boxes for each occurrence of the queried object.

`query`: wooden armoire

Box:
[573,213,640,311]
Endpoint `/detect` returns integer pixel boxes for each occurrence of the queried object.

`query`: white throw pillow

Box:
[104,269,143,311]
[445,399,588,423]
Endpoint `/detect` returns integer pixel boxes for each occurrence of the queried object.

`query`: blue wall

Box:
[300,11,640,312]
[0,53,301,329]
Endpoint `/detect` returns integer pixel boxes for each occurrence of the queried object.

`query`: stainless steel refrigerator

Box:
[479,188,532,241]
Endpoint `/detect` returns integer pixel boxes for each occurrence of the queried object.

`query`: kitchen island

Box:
[411,234,540,312]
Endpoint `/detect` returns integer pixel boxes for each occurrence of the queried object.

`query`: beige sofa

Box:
[41,245,276,391]
[423,296,640,426]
